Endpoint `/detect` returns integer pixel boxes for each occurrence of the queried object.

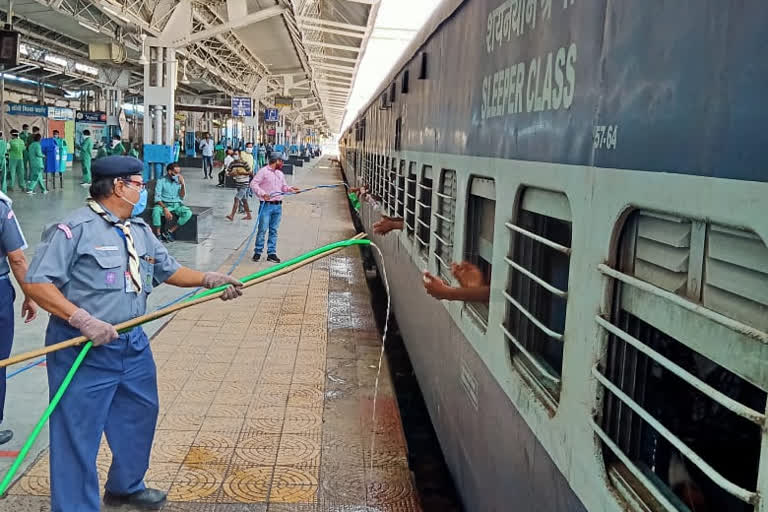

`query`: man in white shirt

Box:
[199,133,214,179]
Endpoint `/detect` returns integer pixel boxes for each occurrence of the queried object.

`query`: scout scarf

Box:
[86,198,142,293]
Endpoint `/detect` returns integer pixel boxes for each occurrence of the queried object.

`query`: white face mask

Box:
[111,140,119,148]
[246,147,253,153]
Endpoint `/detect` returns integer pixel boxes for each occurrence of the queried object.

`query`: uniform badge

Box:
[57,224,73,239]
[105,272,117,285]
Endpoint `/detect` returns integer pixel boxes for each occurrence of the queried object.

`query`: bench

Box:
[141,179,214,243]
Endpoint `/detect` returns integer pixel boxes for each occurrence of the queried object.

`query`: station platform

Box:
[0,158,421,511]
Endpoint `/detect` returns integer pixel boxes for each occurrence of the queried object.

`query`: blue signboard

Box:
[76,111,107,123]
[265,108,279,122]
[7,103,49,117]
[231,96,253,117]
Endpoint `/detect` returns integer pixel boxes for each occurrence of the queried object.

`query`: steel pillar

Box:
[143,43,178,180]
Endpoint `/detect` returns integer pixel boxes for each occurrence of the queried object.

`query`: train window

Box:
[387,159,397,217]
[416,166,433,258]
[402,70,410,93]
[464,177,495,327]
[503,188,571,406]
[404,163,417,240]
[390,82,396,103]
[396,160,406,219]
[419,52,428,80]
[596,211,767,512]
[394,117,402,152]
[433,170,456,283]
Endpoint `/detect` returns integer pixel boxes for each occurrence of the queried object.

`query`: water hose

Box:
[0,235,370,496]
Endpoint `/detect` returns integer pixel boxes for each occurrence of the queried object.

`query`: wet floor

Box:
[1,158,422,511]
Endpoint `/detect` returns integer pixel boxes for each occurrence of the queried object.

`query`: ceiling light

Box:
[44,54,68,67]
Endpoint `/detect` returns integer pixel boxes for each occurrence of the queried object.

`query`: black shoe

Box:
[0,430,13,445]
[103,488,167,510]
[163,231,175,242]
[251,253,261,262]
[267,254,280,263]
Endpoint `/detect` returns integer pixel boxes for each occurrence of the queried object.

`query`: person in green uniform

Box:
[79,129,93,186]
[110,135,125,156]
[19,124,30,182]
[8,130,26,192]
[96,141,109,159]
[0,132,7,193]
[128,142,140,158]
[26,133,46,195]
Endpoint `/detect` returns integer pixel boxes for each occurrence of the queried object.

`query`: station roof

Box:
[0,0,380,133]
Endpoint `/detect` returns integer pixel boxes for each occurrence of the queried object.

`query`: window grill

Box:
[503,189,571,405]
[416,166,433,257]
[433,170,456,282]
[388,160,397,217]
[596,211,768,512]
[465,178,495,326]
[396,160,406,219]
[404,162,417,240]
[402,70,410,93]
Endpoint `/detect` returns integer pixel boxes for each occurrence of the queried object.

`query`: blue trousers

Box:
[0,278,15,423]
[46,321,158,512]
[253,202,282,255]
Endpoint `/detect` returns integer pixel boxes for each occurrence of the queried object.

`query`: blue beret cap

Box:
[269,151,284,161]
[92,156,144,178]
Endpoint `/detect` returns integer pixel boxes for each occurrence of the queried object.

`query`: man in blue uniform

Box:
[24,156,243,512]
[0,191,38,445]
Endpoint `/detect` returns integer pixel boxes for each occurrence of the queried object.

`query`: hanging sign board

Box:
[0,30,20,67]
[231,96,253,117]
[76,111,107,123]
[264,108,279,122]
[274,96,293,108]
[7,103,48,116]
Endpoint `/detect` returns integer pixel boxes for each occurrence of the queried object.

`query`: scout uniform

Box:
[0,191,27,445]
[26,157,180,511]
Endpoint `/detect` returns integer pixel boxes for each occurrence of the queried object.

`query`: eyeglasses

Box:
[120,179,146,190]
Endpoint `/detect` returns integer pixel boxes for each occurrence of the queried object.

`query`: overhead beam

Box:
[308,54,358,64]
[305,41,360,53]
[296,16,366,32]
[171,6,286,47]
[300,26,365,39]
[312,64,356,74]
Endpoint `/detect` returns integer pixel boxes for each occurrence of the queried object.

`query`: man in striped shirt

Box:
[250,152,299,263]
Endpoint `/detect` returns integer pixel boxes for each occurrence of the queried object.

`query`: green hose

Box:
[0,237,370,496]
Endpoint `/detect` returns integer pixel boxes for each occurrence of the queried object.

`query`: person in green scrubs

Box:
[26,133,46,195]
[96,141,109,159]
[129,142,140,158]
[0,133,7,194]
[19,124,30,181]
[79,129,93,186]
[8,131,25,192]
[110,135,125,156]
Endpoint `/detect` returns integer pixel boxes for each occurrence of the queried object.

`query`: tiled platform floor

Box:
[3,158,421,511]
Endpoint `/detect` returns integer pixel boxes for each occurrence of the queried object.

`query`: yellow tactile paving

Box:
[9,159,422,511]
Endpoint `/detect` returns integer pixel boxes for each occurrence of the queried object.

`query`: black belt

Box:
[262,200,282,205]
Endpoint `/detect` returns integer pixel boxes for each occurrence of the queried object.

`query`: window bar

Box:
[434,252,451,271]
[416,200,431,209]
[595,315,764,424]
[433,232,453,247]
[416,218,430,229]
[505,257,568,299]
[596,264,768,344]
[501,324,562,385]
[415,235,429,248]
[590,418,680,512]
[506,222,572,255]
[434,212,453,224]
[593,366,758,505]
[502,291,564,341]
[435,191,454,200]
[417,182,431,190]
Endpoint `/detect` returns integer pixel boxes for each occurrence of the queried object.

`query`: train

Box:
[338,1,768,511]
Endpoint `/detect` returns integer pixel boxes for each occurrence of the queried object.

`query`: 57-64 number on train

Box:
[593,125,618,150]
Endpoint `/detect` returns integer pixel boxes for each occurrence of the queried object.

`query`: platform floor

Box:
[1,158,420,511]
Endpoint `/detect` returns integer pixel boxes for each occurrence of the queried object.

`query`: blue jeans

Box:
[0,278,15,423]
[254,202,282,255]
[202,156,213,176]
